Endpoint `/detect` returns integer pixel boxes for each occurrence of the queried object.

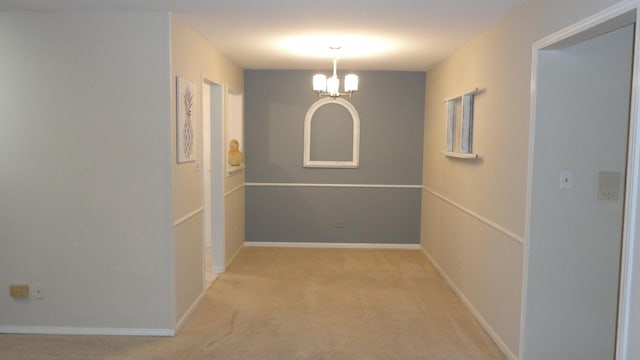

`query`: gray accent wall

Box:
[245,70,425,244]
[310,103,353,161]
[247,187,421,244]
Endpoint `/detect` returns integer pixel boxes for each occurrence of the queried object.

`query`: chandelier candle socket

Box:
[313,47,358,98]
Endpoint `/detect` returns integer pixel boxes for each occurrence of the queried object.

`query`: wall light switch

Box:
[598,171,622,201]
[560,170,572,190]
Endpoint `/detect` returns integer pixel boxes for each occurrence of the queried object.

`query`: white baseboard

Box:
[174,290,206,334]
[225,243,244,269]
[211,265,226,273]
[0,326,173,337]
[245,241,421,250]
[420,247,517,360]
[210,241,245,274]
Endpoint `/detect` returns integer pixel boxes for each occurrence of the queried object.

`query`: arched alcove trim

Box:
[303,97,360,168]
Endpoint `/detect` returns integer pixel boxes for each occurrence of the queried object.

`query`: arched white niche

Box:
[303,97,360,168]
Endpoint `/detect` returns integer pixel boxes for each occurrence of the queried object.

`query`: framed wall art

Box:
[177,76,196,163]
[443,87,480,159]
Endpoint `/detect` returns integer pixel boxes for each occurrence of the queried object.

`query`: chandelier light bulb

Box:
[327,76,340,95]
[344,74,358,92]
[313,74,327,92]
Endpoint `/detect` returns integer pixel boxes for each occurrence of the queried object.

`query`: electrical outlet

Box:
[333,221,345,229]
[31,283,44,299]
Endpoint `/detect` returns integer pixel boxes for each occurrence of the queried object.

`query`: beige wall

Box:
[420,0,622,357]
[225,171,245,266]
[170,17,244,324]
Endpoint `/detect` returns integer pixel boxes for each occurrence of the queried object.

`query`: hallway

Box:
[0,248,504,359]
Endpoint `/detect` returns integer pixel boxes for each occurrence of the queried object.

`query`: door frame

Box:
[521,1,640,359]
[201,76,226,280]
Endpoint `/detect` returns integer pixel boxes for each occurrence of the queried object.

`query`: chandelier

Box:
[312,47,358,98]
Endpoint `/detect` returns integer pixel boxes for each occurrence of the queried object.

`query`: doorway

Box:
[521,8,637,360]
[202,80,225,287]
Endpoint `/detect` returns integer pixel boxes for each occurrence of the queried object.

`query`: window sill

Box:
[227,165,245,175]
[442,151,479,159]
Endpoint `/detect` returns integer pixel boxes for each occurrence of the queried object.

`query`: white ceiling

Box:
[1,0,526,70]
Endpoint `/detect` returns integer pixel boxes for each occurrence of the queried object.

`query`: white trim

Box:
[245,242,421,250]
[224,184,245,197]
[173,207,203,227]
[0,326,173,337]
[520,23,540,360]
[619,7,640,360]
[442,151,479,159]
[211,240,244,273]
[201,74,211,293]
[420,247,517,360]
[174,290,206,334]
[201,79,227,277]
[533,2,637,50]
[211,265,226,273]
[303,97,360,168]
[443,87,480,102]
[245,182,422,189]
[168,20,177,334]
[422,187,524,245]
[226,242,244,268]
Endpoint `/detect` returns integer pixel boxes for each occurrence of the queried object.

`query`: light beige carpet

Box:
[0,247,506,359]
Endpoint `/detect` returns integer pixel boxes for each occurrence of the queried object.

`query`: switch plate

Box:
[598,171,621,201]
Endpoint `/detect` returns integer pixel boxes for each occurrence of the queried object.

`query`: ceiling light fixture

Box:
[312,47,358,98]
